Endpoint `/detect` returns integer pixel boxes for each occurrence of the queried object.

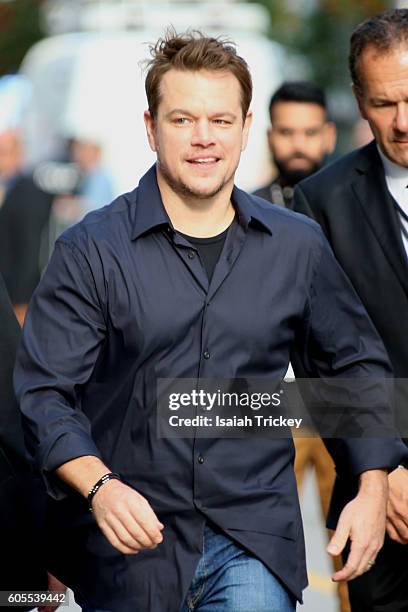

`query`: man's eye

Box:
[305,129,320,137]
[174,117,190,124]
[213,119,230,125]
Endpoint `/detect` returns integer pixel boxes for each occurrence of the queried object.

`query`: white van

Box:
[19,1,290,195]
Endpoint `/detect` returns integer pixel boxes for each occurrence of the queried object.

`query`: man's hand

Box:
[327,470,388,581]
[386,466,408,544]
[91,478,164,554]
[55,456,164,554]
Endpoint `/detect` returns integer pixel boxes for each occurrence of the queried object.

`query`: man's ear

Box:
[324,121,337,155]
[144,110,157,152]
[267,126,274,152]
[352,84,368,120]
[241,110,253,152]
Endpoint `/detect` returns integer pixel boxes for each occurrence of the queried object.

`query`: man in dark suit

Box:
[293,9,408,611]
[253,81,336,208]
[0,128,53,325]
[0,272,49,606]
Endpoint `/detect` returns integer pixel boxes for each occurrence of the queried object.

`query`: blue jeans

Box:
[82,523,296,612]
[180,523,296,612]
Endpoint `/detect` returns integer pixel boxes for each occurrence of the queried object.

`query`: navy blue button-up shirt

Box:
[15,165,406,611]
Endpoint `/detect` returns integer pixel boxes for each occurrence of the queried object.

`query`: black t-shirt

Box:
[179,221,233,281]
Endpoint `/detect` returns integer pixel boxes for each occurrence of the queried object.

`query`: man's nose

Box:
[291,132,308,152]
[191,120,215,147]
[394,102,408,133]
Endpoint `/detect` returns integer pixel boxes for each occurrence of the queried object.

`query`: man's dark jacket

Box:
[0,274,47,601]
[293,140,408,611]
[0,174,52,304]
[293,141,408,440]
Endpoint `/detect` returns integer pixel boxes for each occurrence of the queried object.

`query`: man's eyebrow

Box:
[369,96,402,104]
[209,111,238,119]
[165,109,238,119]
[166,109,195,118]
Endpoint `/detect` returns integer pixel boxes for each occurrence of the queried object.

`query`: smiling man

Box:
[14,31,408,612]
[293,9,408,612]
[144,66,248,237]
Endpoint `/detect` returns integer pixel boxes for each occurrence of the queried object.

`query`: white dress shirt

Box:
[377,144,408,258]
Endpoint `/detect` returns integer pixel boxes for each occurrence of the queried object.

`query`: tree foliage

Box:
[251,0,393,88]
[0,0,45,76]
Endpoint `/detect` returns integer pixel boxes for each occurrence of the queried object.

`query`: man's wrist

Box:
[359,469,388,494]
[55,456,112,498]
[88,472,122,512]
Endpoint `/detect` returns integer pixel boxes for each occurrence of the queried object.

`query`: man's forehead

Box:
[158,69,241,103]
[271,101,327,125]
[358,44,408,99]
[359,44,408,85]
[161,68,239,85]
[361,43,408,66]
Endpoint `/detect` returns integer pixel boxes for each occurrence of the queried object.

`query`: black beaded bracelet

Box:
[88,472,121,512]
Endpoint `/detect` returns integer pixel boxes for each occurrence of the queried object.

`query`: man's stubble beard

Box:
[274,156,324,187]
[157,156,228,201]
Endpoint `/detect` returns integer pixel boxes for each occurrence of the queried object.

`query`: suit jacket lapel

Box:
[350,142,408,297]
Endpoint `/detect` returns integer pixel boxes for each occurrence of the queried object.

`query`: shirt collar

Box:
[130,164,273,241]
[130,165,171,240]
[377,144,408,204]
[231,183,273,235]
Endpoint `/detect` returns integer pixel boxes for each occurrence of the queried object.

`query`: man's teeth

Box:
[192,158,217,163]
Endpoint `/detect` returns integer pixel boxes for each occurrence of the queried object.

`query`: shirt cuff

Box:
[39,430,102,499]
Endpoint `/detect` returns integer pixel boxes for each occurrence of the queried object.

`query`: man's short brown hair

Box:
[349,9,408,96]
[145,29,252,122]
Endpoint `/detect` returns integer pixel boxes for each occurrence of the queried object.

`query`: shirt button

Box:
[198,455,204,464]
[188,251,195,259]
[203,351,210,359]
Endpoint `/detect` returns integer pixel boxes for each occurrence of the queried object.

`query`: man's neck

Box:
[157,169,235,238]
